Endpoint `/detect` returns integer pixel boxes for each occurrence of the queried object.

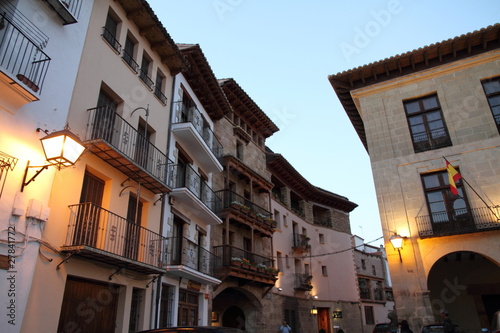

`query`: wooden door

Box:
[57,277,119,333]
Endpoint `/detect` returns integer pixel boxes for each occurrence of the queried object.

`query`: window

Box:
[102,11,121,53]
[274,209,280,228]
[374,281,384,301]
[404,94,452,153]
[122,34,138,72]
[277,251,283,272]
[364,306,375,325]
[319,233,324,244]
[358,278,370,299]
[372,265,376,276]
[421,169,473,234]
[154,71,167,105]
[321,265,328,276]
[139,55,153,89]
[481,77,500,133]
[236,141,244,160]
[361,259,366,270]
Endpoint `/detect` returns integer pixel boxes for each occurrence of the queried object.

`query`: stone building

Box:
[267,152,360,333]
[353,235,395,331]
[329,24,500,332]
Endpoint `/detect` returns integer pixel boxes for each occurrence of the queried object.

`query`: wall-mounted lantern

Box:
[389,234,406,263]
[21,127,85,191]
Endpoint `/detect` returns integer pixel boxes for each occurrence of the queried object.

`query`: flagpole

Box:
[443,156,500,221]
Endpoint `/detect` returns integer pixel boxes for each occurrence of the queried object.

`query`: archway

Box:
[428,251,500,332]
[212,287,261,332]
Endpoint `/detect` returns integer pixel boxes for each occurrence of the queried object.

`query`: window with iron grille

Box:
[421,169,473,234]
[404,94,452,153]
[481,77,500,134]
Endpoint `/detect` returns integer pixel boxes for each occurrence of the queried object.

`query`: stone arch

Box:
[427,250,500,332]
[212,287,262,332]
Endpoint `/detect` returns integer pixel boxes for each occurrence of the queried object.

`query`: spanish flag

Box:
[446,161,462,195]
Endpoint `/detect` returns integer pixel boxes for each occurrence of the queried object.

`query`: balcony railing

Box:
[161,236,220,278]
[314,217,332,228]
[0,13,51,93]
[174,105,223,159]
[102,26,121,53]
[64,203,165,269]
[85,106,171,190]
[213,244,276,274]
[217,189,272,218]
[413,128,452,153]
[416,206,500,238]
[122,50,139,73]
[139,68,154,90]
[43,0,82,24]
[294,273,313,291]
[168,163,222,214]
[292,233,310,252]
[154,86,168,105]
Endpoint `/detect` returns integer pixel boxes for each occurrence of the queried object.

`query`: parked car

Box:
[421,324,464,333]
[137,327,250,333]
[373,323,396,333]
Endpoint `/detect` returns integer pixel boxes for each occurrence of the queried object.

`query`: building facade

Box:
[353,235,395,331]
[329,24,500,332]
[267,152,361,333]
[209,78,280,333]
[0,0,93,332]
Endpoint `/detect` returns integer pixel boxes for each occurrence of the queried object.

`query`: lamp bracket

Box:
[21,161,51,192]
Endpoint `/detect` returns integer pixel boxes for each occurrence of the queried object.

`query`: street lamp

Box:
[21,127,85,191]
[390,234,406,263]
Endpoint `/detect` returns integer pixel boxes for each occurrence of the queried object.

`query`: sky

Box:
[148,0,500,246]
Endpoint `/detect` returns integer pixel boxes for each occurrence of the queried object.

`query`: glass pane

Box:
[428,120,444,130]
[405,101,421,114]
[488,95,500,107]
[491,105,500,116]
[483,80,500,94]
[453,198,466,210]
[411,124,426,134]
[408,115,424,125]
[423,175,440,189]
[427,192,444,204]
[426,111,442,122]
[422,96,438,110]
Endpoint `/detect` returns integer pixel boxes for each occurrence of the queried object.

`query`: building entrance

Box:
[428,251,500,332]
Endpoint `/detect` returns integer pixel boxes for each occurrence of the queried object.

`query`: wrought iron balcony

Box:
[294,273,313,291]
[413,128,452,153]
[85,106,172,194]
[42,0,82,25]
[168,164,222,224]
[154,86,168,105]
[122,49,139,73]
[102,26,121,54]
[213,245,278,285]
[172,104,223,173]
[0,13,50,95]
[292,233,310,252]
[161,236,220,283]
[416,206,500,238]
[139,68,154,90]
[216,189,277,233]
[62,203,166,274]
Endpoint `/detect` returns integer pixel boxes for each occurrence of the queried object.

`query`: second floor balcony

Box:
[416,206,500,238]
[162,236,221,285]
[216,189,277,236]
[169,164,222,225]
[61,202,166,274]
[292,233,310,252]
[172,104,223,174]
[85,106,172,194]
[213,245,278,286]
[43,0,82,25]
[294,273,313,291]
[0,13,50,103]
